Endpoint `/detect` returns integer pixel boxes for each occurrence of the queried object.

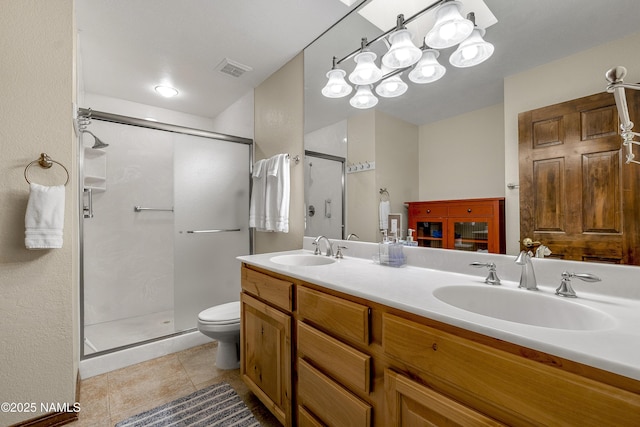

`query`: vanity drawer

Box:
[242,266,292,311]
[382,313,640,426]
[448,203,494,217]
[410,205,447,217]
[298,406,324,427]
[298,321,371,394]
[297,286,369,346]
[385,369,505,426]
[298,358,371,427]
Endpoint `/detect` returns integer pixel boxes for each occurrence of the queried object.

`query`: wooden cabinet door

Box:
[519,90,640,263]
[385,369,505,427]
[447,217,494,253]
[240,292,292,426]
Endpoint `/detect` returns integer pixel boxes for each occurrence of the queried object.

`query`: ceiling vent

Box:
[216,58,253,78]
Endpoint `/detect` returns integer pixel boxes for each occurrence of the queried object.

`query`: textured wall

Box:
[0,0,77,424]
[254,53,305,253]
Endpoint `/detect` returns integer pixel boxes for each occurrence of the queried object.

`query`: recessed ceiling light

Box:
[154,85,178,98]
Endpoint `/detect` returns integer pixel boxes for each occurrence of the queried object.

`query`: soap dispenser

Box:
[405,228,418,246]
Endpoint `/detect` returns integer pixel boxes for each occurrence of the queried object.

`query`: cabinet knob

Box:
[467,208,472,213]
[427,209,431,213]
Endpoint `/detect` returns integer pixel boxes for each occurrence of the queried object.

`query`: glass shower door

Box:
[173,134,250,331]
[81,116,251,357]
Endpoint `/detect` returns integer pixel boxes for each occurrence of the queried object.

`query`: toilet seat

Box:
[198,301,240,325]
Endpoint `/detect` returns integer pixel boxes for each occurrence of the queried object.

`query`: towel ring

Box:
[24,153,70,186]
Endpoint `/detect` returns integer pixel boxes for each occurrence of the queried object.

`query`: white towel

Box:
[249,159,267,231]
[25,183,65,249]
[264,154,290,233]
[379,200,390,230]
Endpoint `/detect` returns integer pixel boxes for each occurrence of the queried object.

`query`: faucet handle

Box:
[312,241,320,255]
[470,262,501,286]
[556,271,601,298]
[335,245,347,259]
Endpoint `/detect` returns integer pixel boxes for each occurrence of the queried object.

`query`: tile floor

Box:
[71,342,281,426]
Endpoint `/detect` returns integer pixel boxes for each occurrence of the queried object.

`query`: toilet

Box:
[197,301,241,370]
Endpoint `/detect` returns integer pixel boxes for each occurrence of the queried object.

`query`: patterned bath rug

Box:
[115,382,261,427]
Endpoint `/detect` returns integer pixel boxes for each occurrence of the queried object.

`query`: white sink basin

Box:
[270,254,336,266]
[433,285,615,330]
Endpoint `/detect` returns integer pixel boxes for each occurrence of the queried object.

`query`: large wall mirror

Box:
[303,0,640,265]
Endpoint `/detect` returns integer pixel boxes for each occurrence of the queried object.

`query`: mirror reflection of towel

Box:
[25,183,65,249]
[379,200,390,230]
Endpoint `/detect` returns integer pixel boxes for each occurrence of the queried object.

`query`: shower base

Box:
[84,310,176,355]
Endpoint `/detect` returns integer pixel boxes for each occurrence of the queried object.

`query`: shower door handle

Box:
[83,188,93,218]
[184,228,241,234]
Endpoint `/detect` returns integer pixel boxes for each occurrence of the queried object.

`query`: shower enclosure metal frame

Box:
[77,108,254,359]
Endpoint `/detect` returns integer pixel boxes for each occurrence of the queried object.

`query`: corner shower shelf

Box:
[83,147,106,191]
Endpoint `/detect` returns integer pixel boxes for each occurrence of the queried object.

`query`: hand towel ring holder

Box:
[24,153,70,186]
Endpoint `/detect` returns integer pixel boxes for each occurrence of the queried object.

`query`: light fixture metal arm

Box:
[334,0,447,66]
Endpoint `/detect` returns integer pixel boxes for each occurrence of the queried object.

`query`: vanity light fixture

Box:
[349,38,383,85]
[409,48,446,84]
[321,0,496,109]
[424,1,474,49]
[382,15,422,69]
[154,85,179,98]
[605,66,640,165]
[350,85,379,109]
[449,13,494,67]
[376,65,408,97]
[321,57,353,98]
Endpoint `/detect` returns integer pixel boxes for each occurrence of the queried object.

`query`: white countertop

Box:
[238,244,640,382]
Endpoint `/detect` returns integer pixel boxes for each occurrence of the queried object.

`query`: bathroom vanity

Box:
[239,243,640,426]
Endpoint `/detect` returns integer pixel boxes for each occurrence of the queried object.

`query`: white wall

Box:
[305,120,348,158]
[211,90,254,140]
[0,0,77,424]
[418,103,505,201]
[503,31,640,254]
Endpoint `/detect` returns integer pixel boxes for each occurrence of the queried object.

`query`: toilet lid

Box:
[198,301,240,324]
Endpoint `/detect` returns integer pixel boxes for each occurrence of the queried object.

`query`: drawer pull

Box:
[467,208,472,213]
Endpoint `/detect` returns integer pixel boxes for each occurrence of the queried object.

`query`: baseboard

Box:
[9,370,81,427]
[9,411,78,427]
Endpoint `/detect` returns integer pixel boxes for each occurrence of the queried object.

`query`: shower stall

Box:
[78,110,252,358]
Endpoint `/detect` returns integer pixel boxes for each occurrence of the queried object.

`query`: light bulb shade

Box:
[424,1,474,49]
[349,51,383,85]
[375,73,408,98]
[449,28,494,68]
[408,49,446,84]
[350,85,379,109]
[382,29,422,69]
[322,68,353,98]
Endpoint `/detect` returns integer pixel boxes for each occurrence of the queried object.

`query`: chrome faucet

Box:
[346,233,360,241]
[470,262,501,285]
[313,235,333,257]
[515,250,538,291]
[556,271,601,298]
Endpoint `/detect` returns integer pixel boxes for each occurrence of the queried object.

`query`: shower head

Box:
[83,130,109,149]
